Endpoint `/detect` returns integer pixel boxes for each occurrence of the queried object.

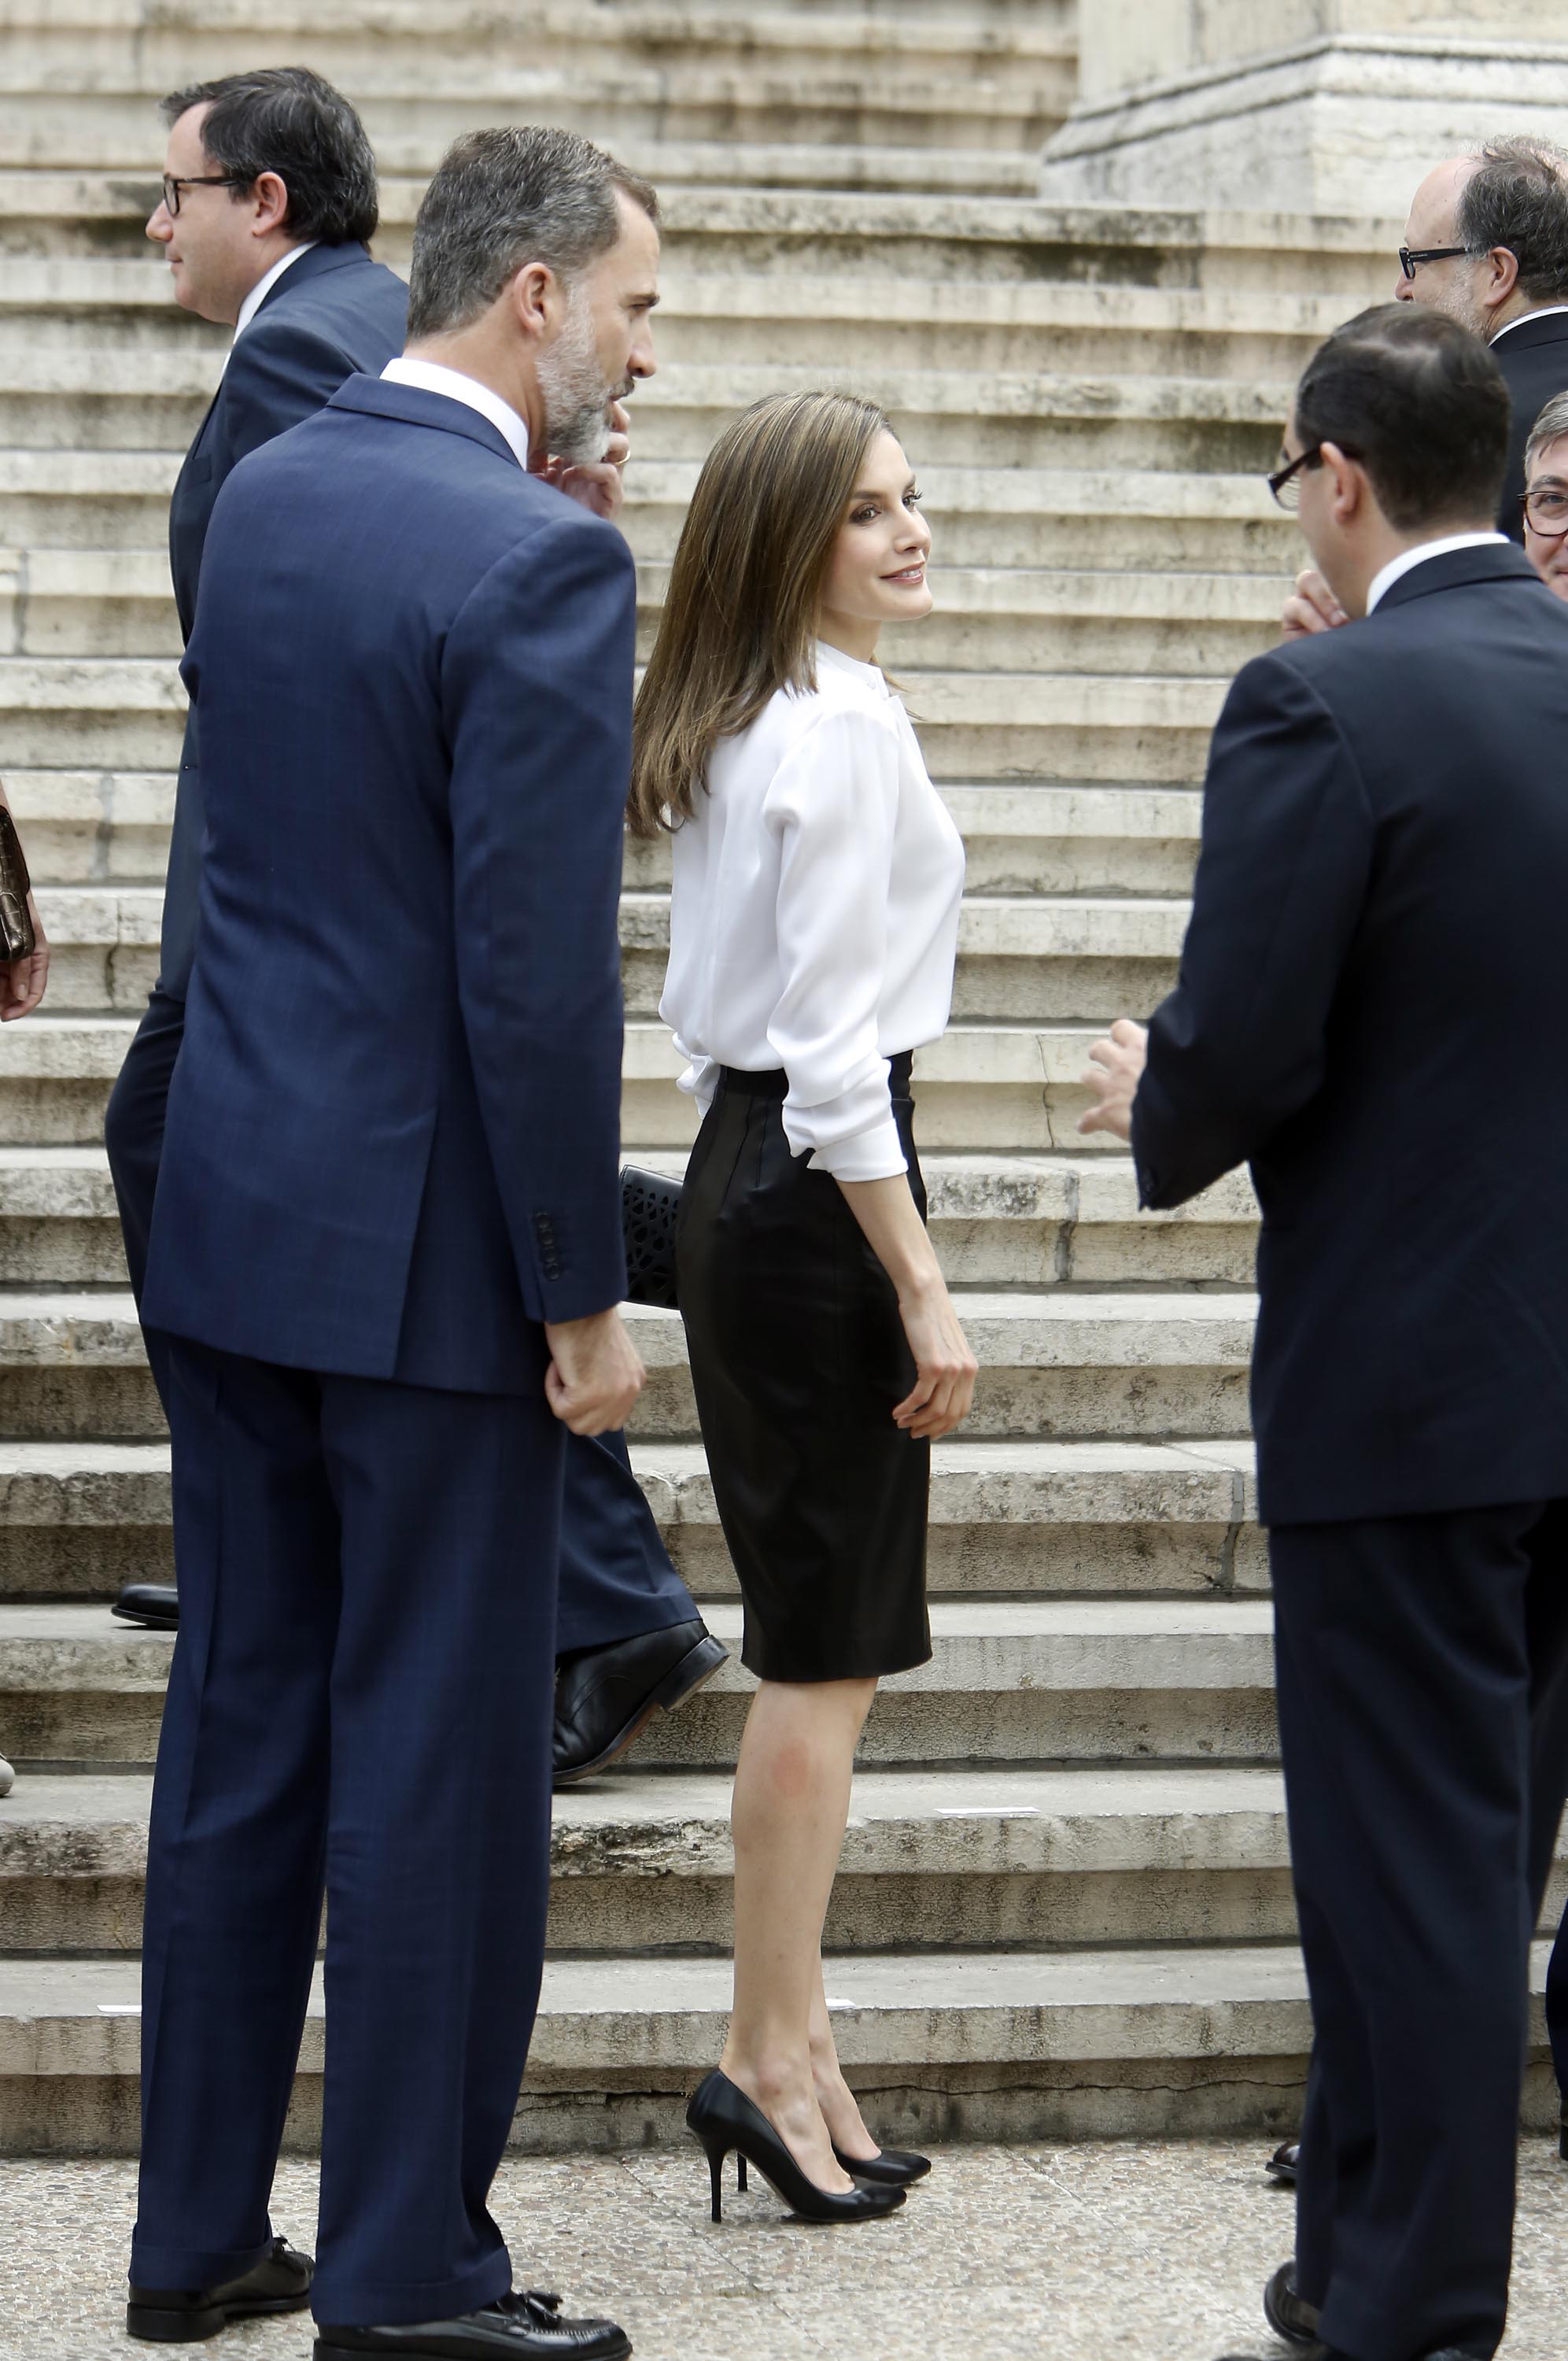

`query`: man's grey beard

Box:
[538,291,625,464]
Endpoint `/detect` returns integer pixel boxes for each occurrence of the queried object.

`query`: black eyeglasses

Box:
[1522,486,1568,538]
[1267,445,1322,510]
[1398,244,1471,280]
[160,172,248,216]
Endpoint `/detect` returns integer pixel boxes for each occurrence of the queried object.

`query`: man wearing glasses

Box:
[1395,135,1568,539]
[1081,305,1568,2361]
[105,65,409,1487]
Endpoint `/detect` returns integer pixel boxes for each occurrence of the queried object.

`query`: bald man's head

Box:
[1397,157,1488,331]
[1397,139,1568,340]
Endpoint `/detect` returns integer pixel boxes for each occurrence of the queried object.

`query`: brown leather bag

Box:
[0,806,35,960]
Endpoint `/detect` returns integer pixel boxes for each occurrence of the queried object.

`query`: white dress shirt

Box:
[1490,305,1568,342]
[1366,530,1511,613]
[379,357,531,470]
[223,240,318,370]
[660,641,966,1182]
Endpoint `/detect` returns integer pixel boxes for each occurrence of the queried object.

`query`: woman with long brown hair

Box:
[631,390,977,2224]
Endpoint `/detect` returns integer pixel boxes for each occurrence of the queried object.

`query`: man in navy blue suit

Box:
[123,128,670,2356]
[105,68,721,1782]
[1083,308,1568,2361]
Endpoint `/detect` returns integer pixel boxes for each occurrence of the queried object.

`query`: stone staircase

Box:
[0,0,1558,2159]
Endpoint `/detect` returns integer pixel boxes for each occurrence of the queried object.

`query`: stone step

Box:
[0,1144,1258,1292]
[0,1285,1259,1443]
[0,1761,1302,1953]
[0,653,1227,780]
[0,353,1293,480]
[0,451,1302,575]
[2,1,1075,91]
[0,54,1071,182]
[0,1015,1191,1152]
[623,1019,1221,1155]
[0,172,1400,298]
[0,1943,1555,2154]
[14,881,1196,1018]
[2,547,1286,678]
[6,0,1069,35]
[6,1761,1562,1957]
[623,889,1193,1021]
[0,1595,1279,1771]
[0,1434,1264,1605]
[0,768,172,882]
[4,260,1358,386]
[4,772,1206,896]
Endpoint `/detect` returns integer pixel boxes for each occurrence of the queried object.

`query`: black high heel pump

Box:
[685,2070,906,2225]
[830,2140,931,2187]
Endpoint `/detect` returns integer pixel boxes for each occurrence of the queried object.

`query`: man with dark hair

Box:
[124,124,666,2357]
[1396,135,1568,534]
[1082,305,1568,2361]
[109,76,724,1786]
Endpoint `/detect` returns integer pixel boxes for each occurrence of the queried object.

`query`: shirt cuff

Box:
[805,1113,908,1181]
[677,1055,718,1114]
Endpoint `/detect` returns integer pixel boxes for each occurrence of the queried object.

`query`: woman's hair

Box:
[628,389,892,837]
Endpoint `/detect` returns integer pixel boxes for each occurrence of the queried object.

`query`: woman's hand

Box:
[836,1169,979,1439]
[892,1276,978,1441]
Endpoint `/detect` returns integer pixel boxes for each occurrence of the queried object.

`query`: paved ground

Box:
[3,2137,1565,2361]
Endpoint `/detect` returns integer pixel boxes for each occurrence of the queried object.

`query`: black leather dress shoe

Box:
[1263,2260,1320,2348]
[1266,2136,1300,2185]
[315,2289,630,2359]
[127,2233,312,2341]
[552,1619,727,1786]
[1219,2344,1480,2361]
[114,1582,179,1630]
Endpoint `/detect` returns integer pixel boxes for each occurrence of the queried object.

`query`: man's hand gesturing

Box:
[544,1304,644,1435]
[1078,1018,1149,1142]
[1281,566,1348,640]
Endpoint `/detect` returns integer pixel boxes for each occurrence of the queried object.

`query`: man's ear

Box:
[507,261,559,344]
[250,171,290,240]
[1319,441,1365,523]
[1484,244,1522,312]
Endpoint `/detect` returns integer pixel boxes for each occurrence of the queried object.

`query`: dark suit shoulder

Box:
[1217,634,1351,726]
[206,395,630,626]
[236,254,407,371]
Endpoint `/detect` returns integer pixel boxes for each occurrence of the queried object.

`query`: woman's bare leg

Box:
[719,1673,876,2191]
[808,1962,880,2160]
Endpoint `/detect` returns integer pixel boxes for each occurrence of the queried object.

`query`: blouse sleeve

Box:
[672,1033,718,1117]
[762,701,907,1180]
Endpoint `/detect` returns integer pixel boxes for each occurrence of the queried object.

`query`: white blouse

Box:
[659,639,965,1182]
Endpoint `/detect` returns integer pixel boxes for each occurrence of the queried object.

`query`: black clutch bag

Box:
[0,806,35,961]
[621,1164,683,1310]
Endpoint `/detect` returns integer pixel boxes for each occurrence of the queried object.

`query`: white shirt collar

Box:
[1365,531,1511,614]
[231,240,318,345]
[815,638,891,697]
[379,357,531,471]
[1490,304,1568,343]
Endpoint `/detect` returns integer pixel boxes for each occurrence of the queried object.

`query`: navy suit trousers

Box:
[1271,1502,1568,2361]
[131,1336,562,2323]
[105,992,695,1656]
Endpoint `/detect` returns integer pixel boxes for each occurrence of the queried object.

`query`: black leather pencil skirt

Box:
[676,1051,933,1683]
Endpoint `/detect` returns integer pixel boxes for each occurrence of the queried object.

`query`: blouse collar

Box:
[814,637,891,697]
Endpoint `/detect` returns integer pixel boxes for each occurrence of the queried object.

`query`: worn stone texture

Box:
[2,2138,1566,2361]
[1044,13,1568,214]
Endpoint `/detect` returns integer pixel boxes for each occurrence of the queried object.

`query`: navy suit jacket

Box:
[141,376,633,1387]
[1132,541,1568,1526]
[162,241,409,996]
[1493,309,1568,540]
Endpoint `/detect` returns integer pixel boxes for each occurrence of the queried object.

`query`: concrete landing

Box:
[2,2138,1563,2361]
